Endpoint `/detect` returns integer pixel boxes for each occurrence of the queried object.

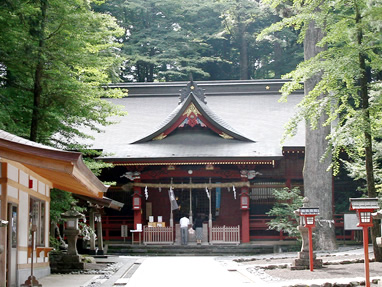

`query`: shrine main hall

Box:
[89,80,309,244]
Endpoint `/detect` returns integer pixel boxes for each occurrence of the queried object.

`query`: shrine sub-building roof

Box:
[86,80,305,165]
[0,129,107,197]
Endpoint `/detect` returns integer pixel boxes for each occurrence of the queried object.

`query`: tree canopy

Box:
[260,0,382,257]
[0,0,126,147]
[94,0,303,82]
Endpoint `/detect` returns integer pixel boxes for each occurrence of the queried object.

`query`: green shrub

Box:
[266,187,303,239]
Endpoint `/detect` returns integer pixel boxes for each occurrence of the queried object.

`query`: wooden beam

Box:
[133,181,250,189]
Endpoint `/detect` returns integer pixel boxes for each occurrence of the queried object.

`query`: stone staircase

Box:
[105,242,295,256]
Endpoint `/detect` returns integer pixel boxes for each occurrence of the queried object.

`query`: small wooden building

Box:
[91,80,308,244]
[0,130,107,286]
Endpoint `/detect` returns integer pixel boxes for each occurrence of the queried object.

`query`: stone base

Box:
[20,275,42,287]
[291,251,323,270]
[50,253,85,273]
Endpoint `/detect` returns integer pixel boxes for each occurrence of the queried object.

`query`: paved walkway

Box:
[38,246,382,287]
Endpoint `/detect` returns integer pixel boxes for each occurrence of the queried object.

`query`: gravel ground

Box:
[217,246,382,287]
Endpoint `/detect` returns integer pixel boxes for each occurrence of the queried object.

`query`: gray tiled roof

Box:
[0,130,58,151]
[85,88,305,161]
[133,92,252,143]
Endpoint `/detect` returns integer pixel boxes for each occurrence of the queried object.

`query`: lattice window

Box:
[250,182,285,204]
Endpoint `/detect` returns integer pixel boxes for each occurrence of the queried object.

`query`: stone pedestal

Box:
[65,229,80,255]
[49,253,85,273]
[291,251,323,270]
[20,275,42,287]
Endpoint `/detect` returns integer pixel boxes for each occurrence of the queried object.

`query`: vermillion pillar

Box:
[240,176,250,243]
[240,170,257,243]
[132,172,142,242]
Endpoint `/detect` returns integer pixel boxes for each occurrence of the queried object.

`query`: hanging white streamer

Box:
[145,186,148,200]
[205,187,210,199]
[233,185,236,199]
[316,219,335,228]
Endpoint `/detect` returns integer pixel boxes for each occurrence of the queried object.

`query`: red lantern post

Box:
[299,207,319,272]
[349,198,379,287]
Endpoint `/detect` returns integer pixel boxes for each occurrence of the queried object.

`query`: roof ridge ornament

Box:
[179,80,206,104]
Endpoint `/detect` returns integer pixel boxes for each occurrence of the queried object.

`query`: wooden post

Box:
[96,213,104,255]
[308,226,314,271]
[189,187,193,224]
[363,226,370,287]
[89,207,96,254]
[133,175,142,243]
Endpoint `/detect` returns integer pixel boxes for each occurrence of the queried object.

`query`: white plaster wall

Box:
[19,170,29,187]
[7,163,18,182]
[38,181,45,196]
[7,184,18,199]
[18,192,29,264]
[18,250,28,265]
[45,201,50,245]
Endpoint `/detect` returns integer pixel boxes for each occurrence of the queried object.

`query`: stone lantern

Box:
[61,207,85,256]
[51,206,87,272]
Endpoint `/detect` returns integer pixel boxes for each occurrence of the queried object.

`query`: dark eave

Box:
[74,194,124,211]
[107,156,282,167]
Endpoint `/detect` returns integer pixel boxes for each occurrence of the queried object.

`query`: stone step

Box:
[105,243,277,256]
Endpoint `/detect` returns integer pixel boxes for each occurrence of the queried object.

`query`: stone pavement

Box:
[37,246,382,287]
[38,256,139,287]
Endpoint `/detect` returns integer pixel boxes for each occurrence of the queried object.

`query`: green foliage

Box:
[49,236,61,251]
[94,0,222,81]
[259,0,382,189]
[0,0,126,147]
[50,189,76,224]
[50,189,86,224]
[266,187,303,238]
[94,0,302,81]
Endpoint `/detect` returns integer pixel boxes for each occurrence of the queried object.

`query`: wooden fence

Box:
[143,226,174,245]
[210,225,240,245]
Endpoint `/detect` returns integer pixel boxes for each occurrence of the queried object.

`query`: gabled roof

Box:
[133,81,253,143]
[349,198,379,210]
[84,80,305,162]
[0,130,106,198]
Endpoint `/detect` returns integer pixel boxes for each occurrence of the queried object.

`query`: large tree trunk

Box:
[238,22,249,80]
[273,41,282,78]
[356,5,382,262]
[303,20,337,251]
[30,0,48,142]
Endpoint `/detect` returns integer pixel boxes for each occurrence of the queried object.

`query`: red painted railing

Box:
[102,216,133,241]
[101,214,354,242]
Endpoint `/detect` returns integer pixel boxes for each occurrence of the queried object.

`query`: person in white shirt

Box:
[179,216,190,245]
